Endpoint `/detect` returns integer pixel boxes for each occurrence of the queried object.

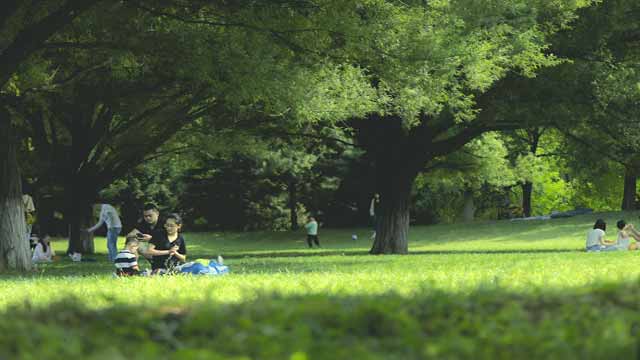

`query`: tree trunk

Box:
[288,178,299,231]
[522,181,533,217]
[67,205,96,254]
[462,190,475,222]
[65,181,95,254]
[0,110,32,271]
[370,170,415,255]
[520,128,542,218]
[622,166,637,211]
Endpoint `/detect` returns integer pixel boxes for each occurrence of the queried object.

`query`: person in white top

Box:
[586,219,617,252]
[32,235,55,263]
[23,193,35,243]
[613,220,640,251]
[369,193,380,239]
[87,203,122,262]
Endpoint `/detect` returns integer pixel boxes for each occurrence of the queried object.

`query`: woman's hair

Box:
[617,220,627,230]
[165,213,183,226]
[38,235,50,253]
[593,219,606,231]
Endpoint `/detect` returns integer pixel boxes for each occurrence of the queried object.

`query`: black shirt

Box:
[149,231,187,270]
[134,217,165,240]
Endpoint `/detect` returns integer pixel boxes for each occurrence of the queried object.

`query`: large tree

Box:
[0,1,101,271]
[533,0,640,211]
[338,1,592,253]
[7,0,379,258]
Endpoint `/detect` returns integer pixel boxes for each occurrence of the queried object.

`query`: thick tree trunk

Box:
[522,181,533,217]
[370,170,415,255]
[288,178,299,231]
[462,190,475,222]
[622,166,637,211]
[520,128,542,218]
[65,182,95,254]
[67,207,95,254]
[0,111,32,271]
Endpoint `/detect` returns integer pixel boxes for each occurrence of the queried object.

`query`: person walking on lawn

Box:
[305,216,320,248]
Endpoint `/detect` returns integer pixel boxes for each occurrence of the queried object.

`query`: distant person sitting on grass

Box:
[613,220,640,251]
[114,236,141,276]
[305,216,320,248]
[586,219,617,252]
[32,234,55,263]
[147,213,187,274]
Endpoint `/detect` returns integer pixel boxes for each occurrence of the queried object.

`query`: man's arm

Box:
[87,207,105,233]
[126,228,152,242]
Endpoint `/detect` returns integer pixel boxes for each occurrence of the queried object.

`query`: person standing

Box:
[369,193,380,239]
[305,216,320,248]
[23,192,36,244]
[87,203,122,262]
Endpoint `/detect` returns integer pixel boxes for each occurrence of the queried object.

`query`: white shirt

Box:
[32,242,55,263]
[89,204,122,231]
[370,198,379,217]
[23,194,35,212]
[586,228,605,248]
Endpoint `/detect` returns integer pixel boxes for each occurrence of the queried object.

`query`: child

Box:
[114,236,141,276]
[305,216,320,248]
[147,213,187,274]
[32,234,55,263]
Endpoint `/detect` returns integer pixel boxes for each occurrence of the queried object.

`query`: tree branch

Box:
[0,0,102,87]
[22,60,111,94]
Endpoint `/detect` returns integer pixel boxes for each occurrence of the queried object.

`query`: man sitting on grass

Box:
[127,202,164,264]
[114,236,141,276]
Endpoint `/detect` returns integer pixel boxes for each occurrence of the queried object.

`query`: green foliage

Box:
[3,285,640,359]
[413,133,518,222]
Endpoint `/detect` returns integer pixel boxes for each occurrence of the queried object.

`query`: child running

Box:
[114,236,141,276]
[305,216,320,248]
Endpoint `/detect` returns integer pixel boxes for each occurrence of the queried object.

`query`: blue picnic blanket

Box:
[178,260,229,275]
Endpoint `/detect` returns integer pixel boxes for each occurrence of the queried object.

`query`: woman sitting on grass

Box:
[147,213,187,274]
[32,234,55,263]
[612,220,640,251]
[586,219,617,252]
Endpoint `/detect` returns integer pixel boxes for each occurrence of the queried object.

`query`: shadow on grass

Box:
[194,248,583,260]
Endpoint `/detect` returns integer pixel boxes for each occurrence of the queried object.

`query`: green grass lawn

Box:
[3,212,640,359]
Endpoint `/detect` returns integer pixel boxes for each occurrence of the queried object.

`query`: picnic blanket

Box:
[177,259,229,275]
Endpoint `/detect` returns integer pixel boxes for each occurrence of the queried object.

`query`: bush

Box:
[3,283,640,359]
